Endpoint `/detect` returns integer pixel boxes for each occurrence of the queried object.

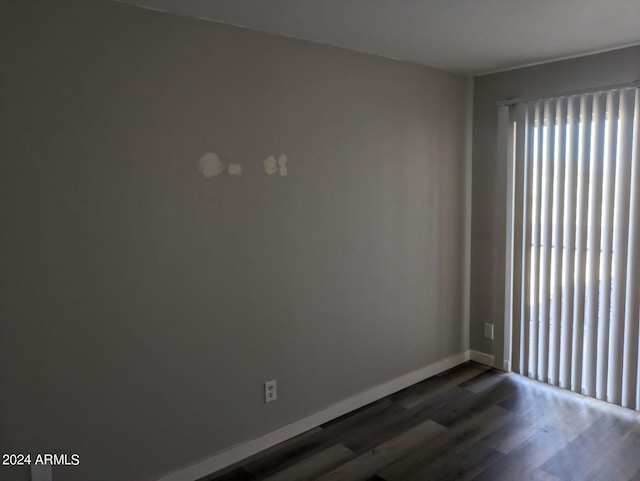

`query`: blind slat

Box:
[622,90,640,409]
[538,99,556,383]
[571,95,592,394]
[608,89,634,405]
[511,104,527,374]
[529,101,544,379]
[595,91,619,401]
[519,103,537,376]
[559,96,580,390]
[583,93,606,397]
[549,99,567,386]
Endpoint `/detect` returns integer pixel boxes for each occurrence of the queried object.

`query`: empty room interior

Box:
[3,1,640,480]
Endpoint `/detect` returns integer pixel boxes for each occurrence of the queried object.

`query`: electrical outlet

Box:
[264,379,277,403]
[484,322,494,340]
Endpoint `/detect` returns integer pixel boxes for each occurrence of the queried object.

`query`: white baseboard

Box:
[470,350,495,367]
[156,350,471,481]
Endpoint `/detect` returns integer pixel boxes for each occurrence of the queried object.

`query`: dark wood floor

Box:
[203,362,640,481]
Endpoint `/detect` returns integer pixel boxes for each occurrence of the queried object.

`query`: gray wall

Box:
[470,45,640,365]
[0,1,468,480]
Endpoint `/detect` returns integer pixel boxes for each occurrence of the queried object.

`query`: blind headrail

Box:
[497,80,640,107]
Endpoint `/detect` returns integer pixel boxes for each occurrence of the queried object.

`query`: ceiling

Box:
[115,0,640,75]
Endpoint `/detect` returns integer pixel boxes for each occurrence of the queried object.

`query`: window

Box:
[505,87,640,408]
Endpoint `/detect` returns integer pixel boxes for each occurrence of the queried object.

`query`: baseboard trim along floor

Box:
[470,350,495,368]
[155,350,481,481]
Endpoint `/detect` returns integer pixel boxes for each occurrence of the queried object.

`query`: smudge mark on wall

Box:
[199,152,224,178]
[278,154,288,176]
[264,155,278,175]
[228,163,242,175]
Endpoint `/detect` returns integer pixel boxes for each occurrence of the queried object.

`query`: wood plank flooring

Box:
[202,362,640,481]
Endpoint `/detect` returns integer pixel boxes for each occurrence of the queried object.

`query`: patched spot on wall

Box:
[264,155,278,175]
[199,153,288,178]
[199,152,225,178]
[278,154,288,176]
[228,163,242,176]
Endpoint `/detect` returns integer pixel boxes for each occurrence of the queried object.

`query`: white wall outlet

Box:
[484,322,494,340]
[264,379,277,403]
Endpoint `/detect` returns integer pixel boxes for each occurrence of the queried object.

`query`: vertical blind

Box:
[508,87,640,409]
